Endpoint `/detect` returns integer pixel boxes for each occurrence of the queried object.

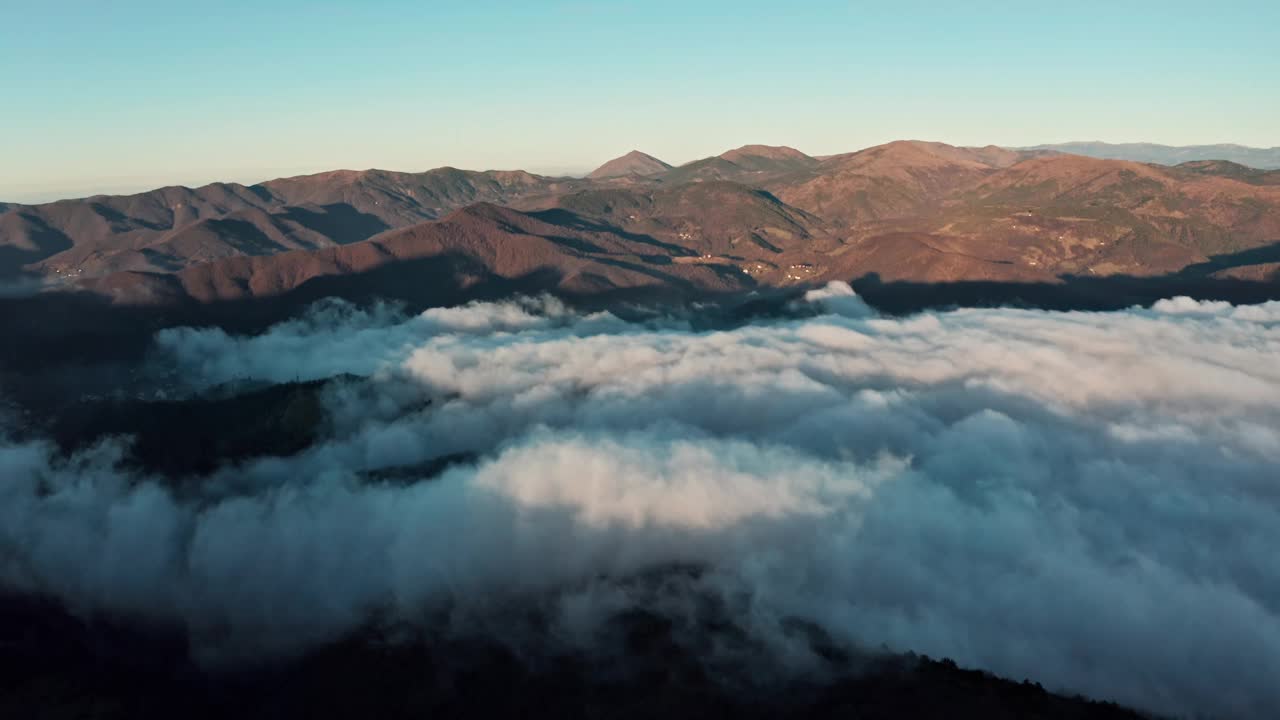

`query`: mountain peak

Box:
[719,144,811,162]
[587,151,673,179]
[828,140,1025,170]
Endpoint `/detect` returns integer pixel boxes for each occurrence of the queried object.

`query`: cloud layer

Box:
[5,283,1280,718]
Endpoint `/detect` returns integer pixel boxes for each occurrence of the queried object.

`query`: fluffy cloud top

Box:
[4,286,1280,718]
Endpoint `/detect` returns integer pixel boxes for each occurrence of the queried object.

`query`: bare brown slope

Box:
[717,145,818,173]
[824,232,1055,284]
[546,181,840,260]
[950,154,1280,272]
[1214,262,1280,282]
[90,204,752,305]
[0,184,272,279]
[1173,160,1280,186]
[766,145,1280,283]
[0,168,582,280]
[657,145,818,186]
[769,141,1031,227]
[12,140,1280,294]
[32,206,347,277]
[259,167,577,225]
[588,151,673,179]
[0,211,74,278]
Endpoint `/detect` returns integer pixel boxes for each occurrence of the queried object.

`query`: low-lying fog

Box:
[3,283,1279,718]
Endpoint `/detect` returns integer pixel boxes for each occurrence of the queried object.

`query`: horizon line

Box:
[6,137,1280,206]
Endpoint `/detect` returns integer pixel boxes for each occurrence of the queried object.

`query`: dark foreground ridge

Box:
[1,591,1147,720]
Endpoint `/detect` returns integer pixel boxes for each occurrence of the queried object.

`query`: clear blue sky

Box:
[2,0,1278,201]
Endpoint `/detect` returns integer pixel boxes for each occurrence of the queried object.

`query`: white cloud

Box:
[801,280,876,318]
[4,286,1280,718]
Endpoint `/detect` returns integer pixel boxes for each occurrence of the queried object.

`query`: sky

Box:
[2,0,1278,202]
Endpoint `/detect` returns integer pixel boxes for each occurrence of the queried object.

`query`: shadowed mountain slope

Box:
[0,168,584,280]
[80,203,753,305]
[1,587,1147,720]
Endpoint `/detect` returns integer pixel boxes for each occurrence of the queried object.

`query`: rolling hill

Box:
[659,145,819,185]
[0,168,584,280]
[82,202,754,306]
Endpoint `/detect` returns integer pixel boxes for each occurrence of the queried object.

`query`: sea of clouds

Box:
[3,283,1280,718]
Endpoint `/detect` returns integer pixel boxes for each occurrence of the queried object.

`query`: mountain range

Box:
[1023,142,1280,169]
[3,141,1279,310]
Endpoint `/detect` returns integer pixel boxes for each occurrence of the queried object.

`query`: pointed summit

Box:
[588,150,673,179]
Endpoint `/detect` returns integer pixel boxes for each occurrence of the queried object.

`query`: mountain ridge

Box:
[1023,141,1280,169]
[5,140,1279,302]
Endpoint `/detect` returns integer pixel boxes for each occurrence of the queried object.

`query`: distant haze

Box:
[1025,142,1280,169]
